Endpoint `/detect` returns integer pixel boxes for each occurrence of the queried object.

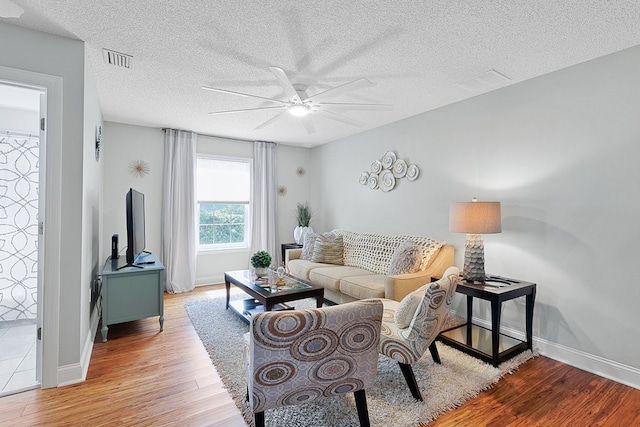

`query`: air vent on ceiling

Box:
[102,49,133,69]
[456,69,511,92]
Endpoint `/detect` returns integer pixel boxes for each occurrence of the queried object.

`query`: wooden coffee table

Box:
[224,269,324,323]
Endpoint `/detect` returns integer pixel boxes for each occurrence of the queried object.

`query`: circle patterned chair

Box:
[245,299,383,427]
[378,266,460,401]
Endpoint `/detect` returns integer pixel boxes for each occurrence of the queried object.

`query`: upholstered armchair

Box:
[378,266,460,401]
[245,299,384,427]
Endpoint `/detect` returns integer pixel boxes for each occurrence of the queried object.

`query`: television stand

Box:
[100,252,165,342]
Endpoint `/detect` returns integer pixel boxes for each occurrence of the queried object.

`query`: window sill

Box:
[197,247,251,256]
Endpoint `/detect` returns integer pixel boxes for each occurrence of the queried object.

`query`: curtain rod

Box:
[160,127,277,145]
[161,127,254,144]
[1,129,39,139]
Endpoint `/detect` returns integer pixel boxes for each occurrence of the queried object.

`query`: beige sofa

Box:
[285,230,454,304]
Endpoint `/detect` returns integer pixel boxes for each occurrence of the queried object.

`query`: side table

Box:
[438,275,536,367]
[281,242,303,264]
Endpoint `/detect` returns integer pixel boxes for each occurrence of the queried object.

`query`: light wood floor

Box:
[1,284,639,426]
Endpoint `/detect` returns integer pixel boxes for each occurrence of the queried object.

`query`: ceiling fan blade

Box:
[299,115,316,134]
[318,103,394,111]
[208,106,286,115]
[305,78,375,103]
[202,86,287,105]
[313,109,366,128]
[269,67,302,103]
[253,110,289,130]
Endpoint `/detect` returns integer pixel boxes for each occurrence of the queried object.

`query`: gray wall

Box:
[0,22,102,384]
[310,44,640,387]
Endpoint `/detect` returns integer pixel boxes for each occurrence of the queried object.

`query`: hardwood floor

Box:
[1,284,639,426]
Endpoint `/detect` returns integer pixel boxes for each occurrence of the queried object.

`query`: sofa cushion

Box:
[339,275,387,300]
[287,259,334,281]
[394,284,427,329]
[334,230,444,274]
[300,232,318,260]
[310,234,344,265]
[388,240,423,275]
[309,266,371,291]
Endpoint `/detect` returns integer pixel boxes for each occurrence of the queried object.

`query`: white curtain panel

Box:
[250,141,279,264]
[162,129,197,293]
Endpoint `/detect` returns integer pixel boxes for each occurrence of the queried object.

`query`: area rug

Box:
[185,290,536,427]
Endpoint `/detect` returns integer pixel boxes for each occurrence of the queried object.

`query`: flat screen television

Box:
[125,188,146,266]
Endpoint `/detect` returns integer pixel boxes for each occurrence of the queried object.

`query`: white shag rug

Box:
[185,291,536,427]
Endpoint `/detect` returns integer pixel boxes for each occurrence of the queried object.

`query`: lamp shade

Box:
[449,202,502,234]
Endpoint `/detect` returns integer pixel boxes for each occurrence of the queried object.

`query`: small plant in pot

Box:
[251,251,272,277]
[294,202,313,244]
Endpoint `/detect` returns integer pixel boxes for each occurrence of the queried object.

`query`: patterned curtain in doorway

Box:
[0,132,38,321]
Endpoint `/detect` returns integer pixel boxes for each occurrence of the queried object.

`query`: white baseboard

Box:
[467,315,640,390]
[57,303,101,387]
[195,275,224,286]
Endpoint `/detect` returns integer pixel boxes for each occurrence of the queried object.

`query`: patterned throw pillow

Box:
[388,240,423,275]
[300,232,318,260]
[395,284,427,329]
[310,234,344,265]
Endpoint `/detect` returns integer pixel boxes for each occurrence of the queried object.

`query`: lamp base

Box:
[463,234,486,283]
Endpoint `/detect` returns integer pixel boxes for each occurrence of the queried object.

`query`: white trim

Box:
[57,304,100,387]
[0,65,63,389]
[460,313,640,390]
[195,275,225,286]
[197,247,251,255]
[56,363,84,387]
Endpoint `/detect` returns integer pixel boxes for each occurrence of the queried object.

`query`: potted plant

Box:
[294,202,314,244]
[251,250,272,277]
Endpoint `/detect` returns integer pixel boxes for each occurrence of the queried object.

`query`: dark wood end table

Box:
[438,274,536,367]
[224,269,324,323]
[281,243,303,264]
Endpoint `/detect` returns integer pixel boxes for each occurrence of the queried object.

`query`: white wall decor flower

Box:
[381,151,396,169]
[370,160,383,174]
[359,172,370,185]
[368,174,379,189]
[359,151,419,192]
[392,159,407,178]
[379,170,396,192]
[406,164,420,181]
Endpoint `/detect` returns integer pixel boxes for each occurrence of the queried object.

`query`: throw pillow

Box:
[388,240,423,275]
[300,232,318,260]
[310,234,344,265]
[394,284,427,329]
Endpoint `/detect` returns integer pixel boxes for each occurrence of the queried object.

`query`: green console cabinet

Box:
[100,253,165,342]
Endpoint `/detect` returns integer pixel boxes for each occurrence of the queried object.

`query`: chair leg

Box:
[255,411,264,427]
[353,389,370,427]
[429,341,441,364]
[398,362,423,401]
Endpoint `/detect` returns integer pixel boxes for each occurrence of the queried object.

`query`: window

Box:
[196,156,251,250]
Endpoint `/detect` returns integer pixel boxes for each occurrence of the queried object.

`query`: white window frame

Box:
[196,154,252,252]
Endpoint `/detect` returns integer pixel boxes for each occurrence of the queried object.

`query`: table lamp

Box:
[449,199,502,283]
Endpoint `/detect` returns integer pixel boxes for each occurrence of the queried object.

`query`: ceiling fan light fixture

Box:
[288,104,310,117]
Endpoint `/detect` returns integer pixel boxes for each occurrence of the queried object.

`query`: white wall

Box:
[0,22,99,385]
[101,124,312,285]
[102,123,164,259]
[311,44,640,387]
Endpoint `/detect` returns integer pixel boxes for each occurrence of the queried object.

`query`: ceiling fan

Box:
[202,67,393,134]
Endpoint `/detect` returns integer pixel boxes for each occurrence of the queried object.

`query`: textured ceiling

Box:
[2,0,640,147]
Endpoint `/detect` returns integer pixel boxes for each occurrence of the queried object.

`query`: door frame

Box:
[0,65,63,389]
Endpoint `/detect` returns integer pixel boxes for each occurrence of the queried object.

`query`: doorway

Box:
[0,82,42,395]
